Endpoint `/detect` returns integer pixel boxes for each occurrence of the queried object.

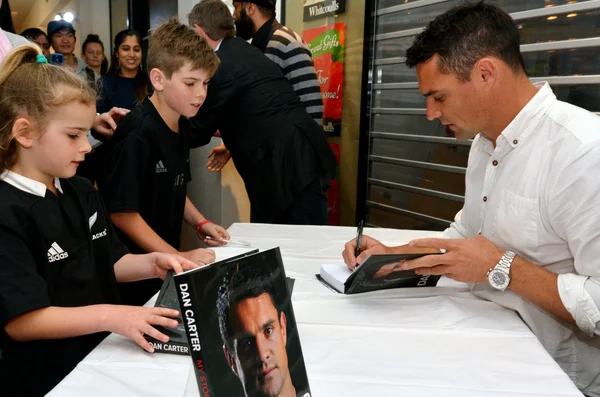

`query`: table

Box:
[49,223,583,397]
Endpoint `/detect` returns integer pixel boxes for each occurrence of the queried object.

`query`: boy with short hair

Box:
[102,18,228,305]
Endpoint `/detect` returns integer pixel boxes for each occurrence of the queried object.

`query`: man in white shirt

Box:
[343,2,600,395]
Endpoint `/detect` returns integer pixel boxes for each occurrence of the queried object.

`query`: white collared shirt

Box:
[0,170,63,196]
[443,82,600,394]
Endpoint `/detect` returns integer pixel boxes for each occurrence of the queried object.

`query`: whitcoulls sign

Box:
[303,0,346,22]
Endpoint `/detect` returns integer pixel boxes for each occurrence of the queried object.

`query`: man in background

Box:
[188,0,336,225]
[232,0,323,126]
[20,28,51,59]
[47,19,86,74]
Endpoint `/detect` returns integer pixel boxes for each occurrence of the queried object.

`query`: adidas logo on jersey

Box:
[156,160,167,173]
[92,228,108,241]
[48,242,69,263]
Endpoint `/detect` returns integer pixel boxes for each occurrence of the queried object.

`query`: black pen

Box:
[354,220,364,270]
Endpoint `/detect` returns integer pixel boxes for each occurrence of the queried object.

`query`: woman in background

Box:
[82,33,108,83]
[97,29,149,113]
[82,30,148,187]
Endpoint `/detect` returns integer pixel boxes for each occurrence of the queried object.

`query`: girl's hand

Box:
[149,252,199,279]
[103,305,180,353]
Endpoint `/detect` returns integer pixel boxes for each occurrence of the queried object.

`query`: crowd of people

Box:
[0,0,599,396]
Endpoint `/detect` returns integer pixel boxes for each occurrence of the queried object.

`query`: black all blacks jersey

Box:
[0,172,127,396]
[101,97,192,305]
[102,97,191,255]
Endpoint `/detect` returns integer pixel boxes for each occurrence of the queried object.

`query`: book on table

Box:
[144,249,259,355]
[173,247,312,397]
[318,251,442,294]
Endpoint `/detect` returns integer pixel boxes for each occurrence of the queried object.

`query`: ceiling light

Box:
[547,15,558,20]
[63,12,74,22]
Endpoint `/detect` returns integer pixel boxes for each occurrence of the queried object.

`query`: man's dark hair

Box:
[189,0,236,41]
[217,263,281,352]
[405,1,525,82]
[20,28,48,42]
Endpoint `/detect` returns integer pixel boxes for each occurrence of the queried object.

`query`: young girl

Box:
[0,45,201,396]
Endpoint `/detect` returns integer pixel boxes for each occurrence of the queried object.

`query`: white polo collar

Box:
[0,170,63,197]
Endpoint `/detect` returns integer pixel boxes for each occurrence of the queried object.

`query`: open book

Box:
[318,252,442,294]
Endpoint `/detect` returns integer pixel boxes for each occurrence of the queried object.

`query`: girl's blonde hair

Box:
[0,44,97,174]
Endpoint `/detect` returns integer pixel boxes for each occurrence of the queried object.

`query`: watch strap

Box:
[495,250,516,274]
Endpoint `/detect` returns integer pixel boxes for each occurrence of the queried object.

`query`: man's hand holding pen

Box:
[343,232,391,271]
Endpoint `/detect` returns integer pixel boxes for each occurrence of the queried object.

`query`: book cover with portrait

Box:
[174,248,311,397]
[144,250,259,356]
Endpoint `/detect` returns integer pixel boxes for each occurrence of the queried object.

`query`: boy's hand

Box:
[207,144,232,172]
[181,248,216,265]
[103,306,180,353]
[198,223,230,246]
[149,252,200,280]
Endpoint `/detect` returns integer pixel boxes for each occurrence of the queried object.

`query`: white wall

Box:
[17,0,110,58]
[20,0,70,32]
[178,0,251,251]
[77,0,110,58]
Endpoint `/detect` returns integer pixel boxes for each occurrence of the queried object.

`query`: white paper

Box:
[319,263,352,293]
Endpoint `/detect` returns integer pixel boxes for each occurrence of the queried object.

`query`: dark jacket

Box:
[189,37,336,222]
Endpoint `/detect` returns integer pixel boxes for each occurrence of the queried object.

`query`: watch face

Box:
[489,270,509,290]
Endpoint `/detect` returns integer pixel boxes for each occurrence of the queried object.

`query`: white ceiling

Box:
[9,0,38,33]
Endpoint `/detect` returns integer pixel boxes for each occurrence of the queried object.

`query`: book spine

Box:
[174,276,214,397]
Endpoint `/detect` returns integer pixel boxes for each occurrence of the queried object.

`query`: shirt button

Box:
[492,160,498,166]
[483,196,488,202]
[513,139,518,145]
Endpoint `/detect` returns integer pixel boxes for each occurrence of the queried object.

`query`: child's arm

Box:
[110,211,179,255]
[2,238,196,353]
[113,251,197,283]
[5,304,178,353]
[183,196,230,246]
[110,211,216,265]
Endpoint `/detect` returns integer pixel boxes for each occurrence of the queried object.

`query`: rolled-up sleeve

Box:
[549,143,600,336]
[557,274,600,336]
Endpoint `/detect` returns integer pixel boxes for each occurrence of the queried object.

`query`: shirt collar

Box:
[142,96,189,134]
[215,38,224,52]
[0,170,63,197]
[251,18,277,53]
[500,81,556,148]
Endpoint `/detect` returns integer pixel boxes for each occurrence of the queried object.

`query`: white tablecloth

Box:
[49,223,583,397]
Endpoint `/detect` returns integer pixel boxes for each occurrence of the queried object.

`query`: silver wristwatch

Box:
[487,251,516,291]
